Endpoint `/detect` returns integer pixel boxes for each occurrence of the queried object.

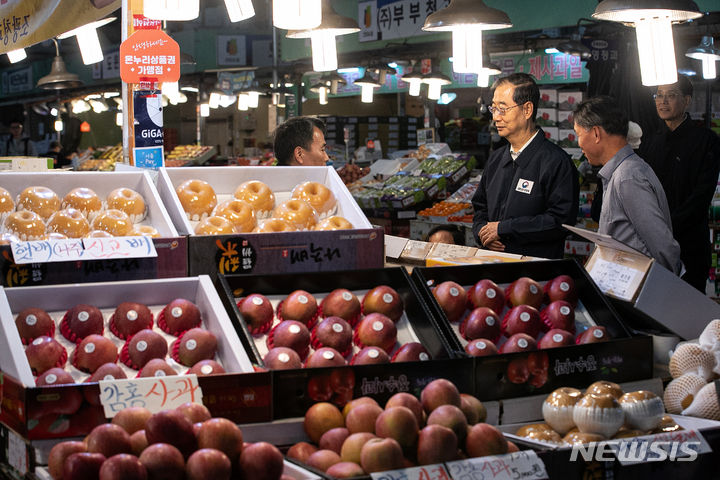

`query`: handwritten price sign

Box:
[99,375,203,417]
[11,237,157,264]
[371,464,451,480]
[446,451,548,480]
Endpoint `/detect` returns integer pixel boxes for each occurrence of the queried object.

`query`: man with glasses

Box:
[4,121,37,156]
[640,76,720,291]
[574,96,681,274]
[471,73,579,258]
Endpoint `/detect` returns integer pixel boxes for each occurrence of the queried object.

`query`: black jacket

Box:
[640,116,720,276]
[472,130,579,259]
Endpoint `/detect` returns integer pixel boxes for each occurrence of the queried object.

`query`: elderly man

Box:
[640,76,720,291]
[574,96,682,274]
[471,73,579,258]
[272,116,329,166]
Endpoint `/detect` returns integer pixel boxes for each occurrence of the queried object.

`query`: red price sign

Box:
[120,29,180,84]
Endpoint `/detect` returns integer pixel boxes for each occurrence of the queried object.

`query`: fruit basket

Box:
[165,145,216,166]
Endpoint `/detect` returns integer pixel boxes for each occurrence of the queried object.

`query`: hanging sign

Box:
[120,29,180,84]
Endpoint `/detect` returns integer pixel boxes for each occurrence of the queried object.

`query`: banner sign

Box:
[120,29,180,84]
[357,0,450,43]
[0,0,119,54]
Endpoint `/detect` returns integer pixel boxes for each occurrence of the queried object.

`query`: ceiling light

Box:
[72,100,91,114]
[593,0,702,86]
[181,86,199,93]
[7,49,26,63]
[224,0,255,22]
[89,99,108,113]
[354,70,381,103]
[116,112,123,126]
[37,39,83,90]
[310,82,329,105]
[273,0,321,30]
[287,0,360,72]
[438,92,457,105]
[57,17,115,65]
[545,48,560,54]
[686,36,720,80]
[237,93,250,111]
[103,91,120,98]
[200,103,210,117]
[557,32,592,60]
[50,108,58,117]
[209,91,221,109]
[423,0,511,74]
[321,72,347,94]
[423,70,452,100]
[54,120,64,132]
[401,70,424,96]
[144,0,199,21]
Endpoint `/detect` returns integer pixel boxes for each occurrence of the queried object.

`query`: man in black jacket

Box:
[640,75,720,292]
[472,73,579,259]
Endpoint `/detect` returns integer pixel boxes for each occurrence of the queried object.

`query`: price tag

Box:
[99,375,203,417]
[587,257,641,301]
[11,237,157,264]
[370,464,451,480]
[446,451,548,480]
[608,429,712,466]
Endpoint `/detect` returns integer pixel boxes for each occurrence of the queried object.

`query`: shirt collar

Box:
[510,130,540,160]
[599,144,634,183]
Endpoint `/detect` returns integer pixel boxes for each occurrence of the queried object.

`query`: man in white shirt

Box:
[471,73,579,259]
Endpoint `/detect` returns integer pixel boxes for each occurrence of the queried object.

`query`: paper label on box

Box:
[446,451,548,479]
[605,429,711,465]
[11,237,158,264]
[99,375,203,417]
[370,464,450,480]
[6,429,27,474]
[587,257,642,301]
[430,243,477,258]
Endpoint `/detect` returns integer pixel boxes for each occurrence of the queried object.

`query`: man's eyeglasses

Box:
[488,104,522,116]
[653,93,681,102]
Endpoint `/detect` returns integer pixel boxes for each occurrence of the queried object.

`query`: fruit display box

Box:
[156,166,383,281]
[0,276,269,440]
[566,224,720,340]
[411,259,654,401]
[217,267,468,419]
[558,91,583,111]
[0,171,187,287]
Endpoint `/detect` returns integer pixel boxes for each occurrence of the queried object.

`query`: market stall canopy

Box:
[0,0,120,54]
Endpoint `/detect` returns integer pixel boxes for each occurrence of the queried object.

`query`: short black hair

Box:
[661,75,693,97]
[272,116,326,166]
[425,225,465,246]
[492,73,540,121]
[573,95,628,138]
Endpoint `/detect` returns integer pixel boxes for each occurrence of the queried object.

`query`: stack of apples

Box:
[47,402,291,480]
[288,378,516,477]
[238,284,433,370]
[431,274,611,357]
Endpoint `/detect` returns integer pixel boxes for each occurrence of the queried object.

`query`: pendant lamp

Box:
[7,48,26,63]
[354,70,381,103]
[401,71,424,96]
[273,0,322,30]
[57,17,115,65]
[37,39,83,90]
[225,0,255,23]
[422,0,511,74]
[422,69,452,101]
[686,36,720,80]
[144,0,199,21]
[592,0,702,86]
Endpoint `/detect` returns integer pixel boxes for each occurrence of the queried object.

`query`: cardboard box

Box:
[539,89,558,108]
[157,166,384,280]
[536,108,558,127]
[558,129,579,148]
[565,225,720,340]
[411,260,654,400]
[0,276,268,439]
[558,91,583,110]
[0,171,187,286]
[558,110,575,129]
[543,126,559,143]
[217,267,461,418]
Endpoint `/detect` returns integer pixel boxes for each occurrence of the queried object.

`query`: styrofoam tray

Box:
[157,166,372,236]
[0,171,178,237]
[0,276,254,387]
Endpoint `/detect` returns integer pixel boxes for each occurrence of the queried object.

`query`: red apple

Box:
[362,285,404,322]
[63,452,106,480]
[286,442,317,463]
[505,277,543,309]
[540,300,575,332]
[462,307,501,342]
[321,289,362,325]
[464,339,498,357]
[432,281,467,323]
[360,438,405,473]
[352,347,390,365]
[99,454,147,480]
[355,313,397,353]
[25,336,66,375]
[417,424,458,465]
[138,443,185,480]
[186,448,231,480]
[306,347,347,368]
[465,423,508,458]
[278,290,318,327]
[86,424,132,458]
[421,378,461,414]
[538,329,575,349]
[48,441,86,480]
[502,305,542,338]
[237,442,284,480]
[500,333,537,353]
[469,279,505,313]
[392,342,431,362]
[237,293,274,331]
[196,418,243,464]
[544,275,578,306]
[144,409,197,459]
[576,326,610,344]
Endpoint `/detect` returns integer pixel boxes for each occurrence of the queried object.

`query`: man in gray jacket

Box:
[573,96,682,274]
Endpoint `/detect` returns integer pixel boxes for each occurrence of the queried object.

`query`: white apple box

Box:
[0,275,253,387]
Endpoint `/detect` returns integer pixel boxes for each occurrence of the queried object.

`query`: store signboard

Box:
[120,29,180,84]
[1,66,32,94]
[357,0,450,43]
[92,51,120,80]
[0,0,119,54]
[217,71,254,93]
[217,35,247,66]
